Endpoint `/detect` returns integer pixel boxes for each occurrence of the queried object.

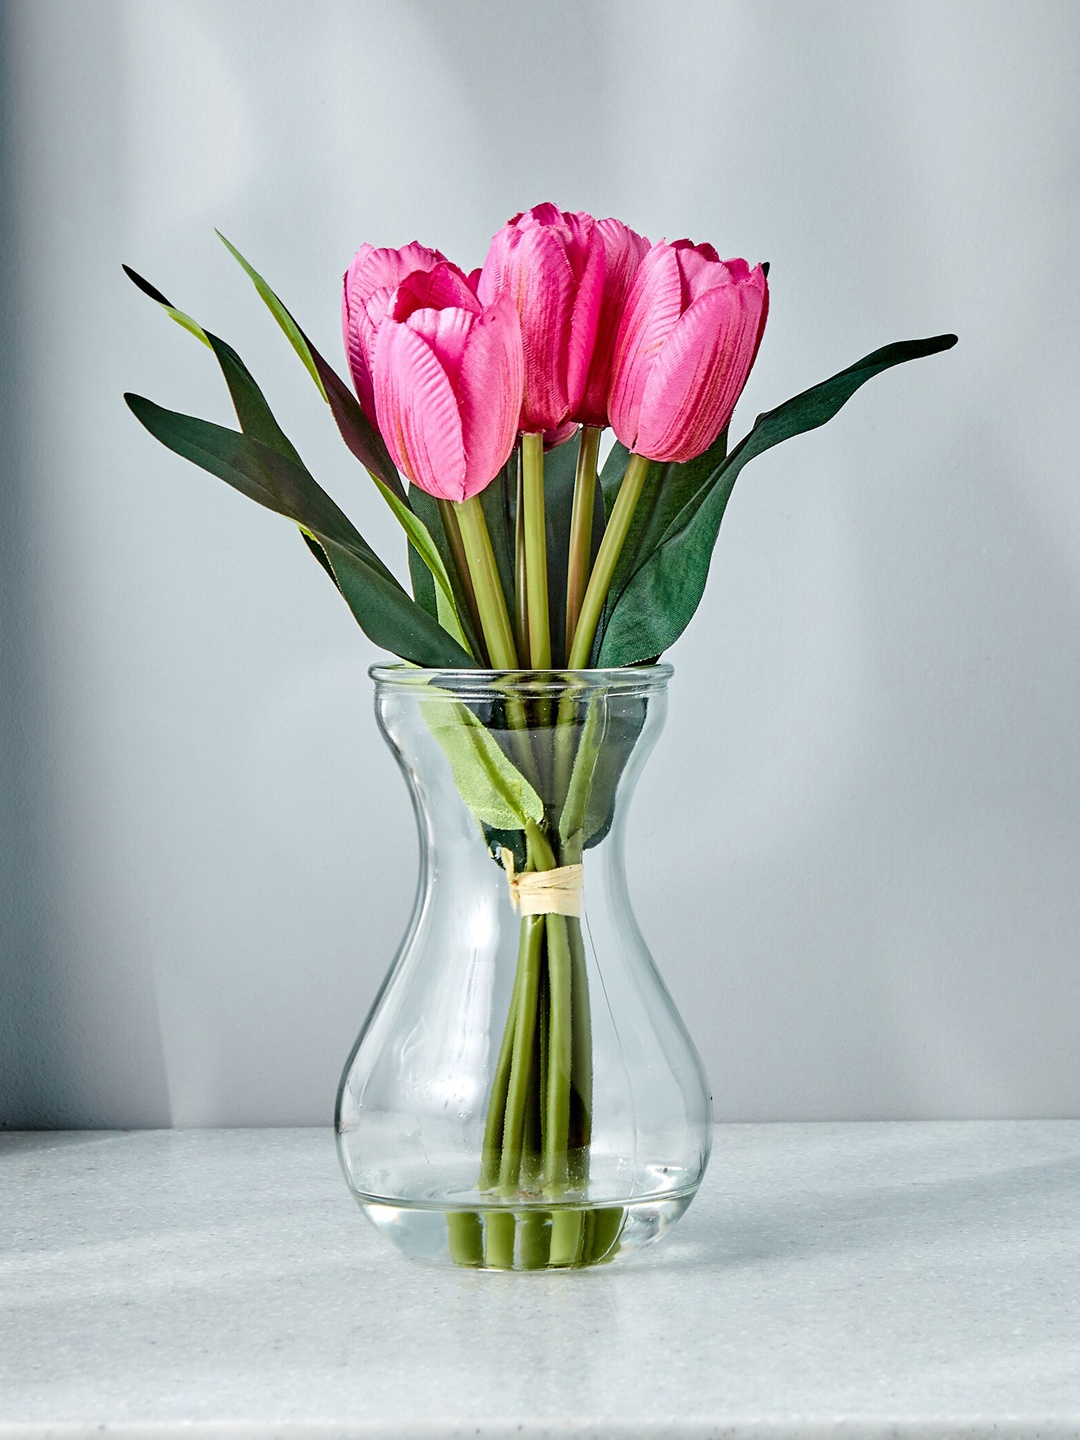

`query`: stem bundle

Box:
[441,428,654,1267]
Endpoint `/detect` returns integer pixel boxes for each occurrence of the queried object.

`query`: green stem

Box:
[543,910,573,1196]
[566,913,592,1185]
[437,498,485,664]
[455,495,519,670]
[513,447,529,661]
[478,926,527,1191]
[525,821,572,1197]
[565,425,601,659]
[567,451,651,669]
[496,914,544,1193]
[521,432,550,669]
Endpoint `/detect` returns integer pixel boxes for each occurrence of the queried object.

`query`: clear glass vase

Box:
[336,665,711,1270]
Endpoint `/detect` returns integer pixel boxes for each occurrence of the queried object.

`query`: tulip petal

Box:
[634,278,765,462]
[404,303,476,390]
[391,262,480,324]
[607,244,684,451]
[457,296,524,500]
[374,319,466,500]
[564,223,605,417]
[482,224,576,431]
[577,218,650,427]
[342,241,449,421]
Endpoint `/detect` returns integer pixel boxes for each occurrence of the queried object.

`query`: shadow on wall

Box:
[0,12,138,1127]
[0,8,72,1126]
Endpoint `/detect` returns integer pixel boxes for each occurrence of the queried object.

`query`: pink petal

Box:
[481,223,576,431]
[373,319,465,501]
[342,267,376,422]
[576,218,650,427]
[633,277,766,462]
[672,242,730,305]
[516,202,564,231]
[564,220,605,417]
[390,262,480,324]
[457,296,524,500]
[607,243,685,451]
[404,304,476,390]
[342,241,447,421]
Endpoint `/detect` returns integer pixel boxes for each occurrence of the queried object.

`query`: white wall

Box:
[2,0,1078,1127]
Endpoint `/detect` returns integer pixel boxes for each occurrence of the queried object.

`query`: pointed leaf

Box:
[480,456,517,622]
[125,394,474,667]
[123,264,212,350]
[215,232,327,398]
[369,473,473,656]
[408,539,438,619]
[406,486,485,659]
[597,333,958,665]
[216,233,403,496]
[300,528,342,589]
[422,700,544,831]
[538,435,580,668]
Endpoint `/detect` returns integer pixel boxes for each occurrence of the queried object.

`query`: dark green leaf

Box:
[203,332,305,468]
[300,528,342,589]
[598,333,958,666]
[407,486,486,659]
[593,430,728,651]
[215,233,404,499]
[304,339,404,498]
[538,435,580,668]
[125,393,474,667]
[122,264,212,350]
[480,455,517,623]
[408,540,438,619]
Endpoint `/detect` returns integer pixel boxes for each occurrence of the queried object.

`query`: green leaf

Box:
[538,435,580,668]
[369,474,473,656]
[299,528,342,589]
[215,232,327,399]
[480,456,517,623]
[125,393,475,668]
[422,701,544,831]
[598,333,958,666]
[406,486,486,659]
[203,332,306,469]
[122,265,212,350]
[558,698,605,850]
[215,233,404,497]
[124,267,473,658]
[408,539,438,619]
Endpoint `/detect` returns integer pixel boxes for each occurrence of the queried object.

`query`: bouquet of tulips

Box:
[126,204,954,1261]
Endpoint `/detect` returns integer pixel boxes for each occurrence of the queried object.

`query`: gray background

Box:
[1,0,1077,1128]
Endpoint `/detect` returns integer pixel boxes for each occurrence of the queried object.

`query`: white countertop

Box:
[2,1123,1079,1439]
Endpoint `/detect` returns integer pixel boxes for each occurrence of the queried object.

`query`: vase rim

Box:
[370,663,673,699]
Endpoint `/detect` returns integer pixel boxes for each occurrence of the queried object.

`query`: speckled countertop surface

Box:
[2,1122,1079,1439]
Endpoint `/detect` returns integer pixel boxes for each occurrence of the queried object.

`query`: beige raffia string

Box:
[499,847,584,918]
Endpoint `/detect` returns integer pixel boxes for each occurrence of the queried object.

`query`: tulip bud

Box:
[608,241,768,464]
[342,242,474,424]
[478,203,605,433]
[574,218,651,428]
[372,274,524,504]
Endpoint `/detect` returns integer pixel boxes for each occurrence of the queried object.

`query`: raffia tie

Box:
[499,848,584,918]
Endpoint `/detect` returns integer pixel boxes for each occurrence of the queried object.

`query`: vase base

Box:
[356,1190,698,1270]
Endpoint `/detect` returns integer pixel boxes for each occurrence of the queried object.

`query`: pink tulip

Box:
[574,218,651,428]
[372,271,524,503]
[342,242,474,423]
[608,241,769,464]
[477,203,605,433]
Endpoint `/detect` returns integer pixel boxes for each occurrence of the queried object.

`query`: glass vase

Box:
[336,665,711,1270]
